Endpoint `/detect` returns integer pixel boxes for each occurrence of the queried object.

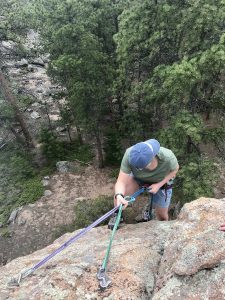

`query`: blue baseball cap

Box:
[129,139,160,169]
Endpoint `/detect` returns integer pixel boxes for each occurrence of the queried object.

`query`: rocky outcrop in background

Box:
[0,29,67,145]
[1,197,225,300]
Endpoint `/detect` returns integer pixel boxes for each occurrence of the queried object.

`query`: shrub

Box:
[10,155,35,179]
[40,129,93,163]
[63,141,93,163]
[18,177,44,206]
[52,195,114,239]
[104,128,123,166]
[74,195,113,229]
[40,128,65,161]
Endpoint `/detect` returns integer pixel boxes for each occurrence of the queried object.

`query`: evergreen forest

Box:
[0,0,225,225]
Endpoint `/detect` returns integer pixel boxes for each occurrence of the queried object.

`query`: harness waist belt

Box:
[142,183,173,190]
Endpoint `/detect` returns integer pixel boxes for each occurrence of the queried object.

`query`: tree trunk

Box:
[94,128,104,168]
[66,124,72,143]
[44,101,53,132]
[75,122,83,145]
[0,72,34,148]
[136,57,146,140]
[10,126,25,146]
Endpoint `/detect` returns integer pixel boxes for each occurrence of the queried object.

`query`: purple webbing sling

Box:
[17,205,119,281]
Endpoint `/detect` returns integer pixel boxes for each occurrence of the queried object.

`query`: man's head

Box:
[129,139,160,169]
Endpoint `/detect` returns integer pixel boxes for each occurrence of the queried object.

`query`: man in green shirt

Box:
[110,139,179,227]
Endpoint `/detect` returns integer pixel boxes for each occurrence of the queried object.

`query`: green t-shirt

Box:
[120,146,178,183]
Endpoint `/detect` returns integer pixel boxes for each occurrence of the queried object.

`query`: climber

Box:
[108,139,179,229]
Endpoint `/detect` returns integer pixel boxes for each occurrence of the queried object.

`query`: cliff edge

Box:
[1,197,225,300]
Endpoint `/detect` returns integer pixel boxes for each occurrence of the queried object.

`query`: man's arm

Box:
[114,170,134,208]
[150,165,179,194]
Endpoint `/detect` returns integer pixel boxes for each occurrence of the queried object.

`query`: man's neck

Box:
[147,157,158,170]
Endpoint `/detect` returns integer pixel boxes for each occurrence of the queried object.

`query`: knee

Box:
[156,210,169,221]
[157,215,169,221]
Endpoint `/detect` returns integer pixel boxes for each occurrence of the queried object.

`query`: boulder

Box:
[1,40,16,50]
[7,207,23,224]
[41,179,49,187]
[56,161,69,173]
[30,111,41,119]
[0,222,172,299]
[56,161,74,173]
[153,197,225,299]
[30,57,45,67]
[44,190,52,197]
[1,198,225,299]
[15,59,28,68]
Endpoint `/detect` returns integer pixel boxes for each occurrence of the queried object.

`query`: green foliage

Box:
[2,0,224,208]
[178,159,216,203]
[110,168,120,179]
[52,223,77,240]
[18,95,34,109]
[64,143,93,163]
[39,128,65,161]
[0,144,46,225]
[104,128,123,166]
[159,111,203,158]
[158,111,217,202]
[115,0,225,136]
[0,209,10,226]
[0,0,31,52]
[39,128,93,163]
[74,195,113,229]
[0,99,14,125]
[10,155,35,179]
[15,42,31,59]
[17,177,44,206]
[20,0,124,167]
[53,195,114,239]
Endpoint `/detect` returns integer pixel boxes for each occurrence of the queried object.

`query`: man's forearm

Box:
[157,167,179,188]
[114,181,126,195]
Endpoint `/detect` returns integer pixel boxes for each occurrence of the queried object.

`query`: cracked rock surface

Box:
[1,197,225,299]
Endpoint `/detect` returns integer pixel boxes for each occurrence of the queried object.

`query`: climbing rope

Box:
[97,186,148,289]
[8,186,151,288]
[8,205,120,287]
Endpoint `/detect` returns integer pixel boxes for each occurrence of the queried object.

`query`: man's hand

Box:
[219,223,225,231]
[116,195,129,209]
[149,183,161,194]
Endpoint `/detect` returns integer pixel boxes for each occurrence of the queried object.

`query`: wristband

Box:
[114,193,124,200]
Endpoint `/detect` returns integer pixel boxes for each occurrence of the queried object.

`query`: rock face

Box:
[1,197,225,299]
[0,32,65,144]
[153,197,225,299]
[1,222,171,300]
